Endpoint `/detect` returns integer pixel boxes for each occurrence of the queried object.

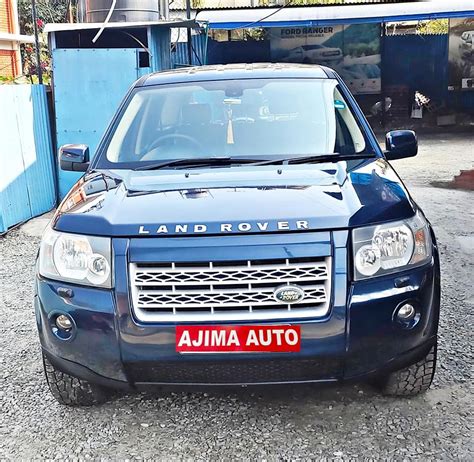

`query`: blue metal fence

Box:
[52,48,147,199]
[171,34,207,67]
[384,34,474,113]
[51,26,174,199]
[207,38,271,64]
[0,85,56,234]
[383,34,448,103]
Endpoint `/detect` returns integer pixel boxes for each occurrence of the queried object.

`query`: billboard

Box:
[448,18,474,90]
[268,24,381,95]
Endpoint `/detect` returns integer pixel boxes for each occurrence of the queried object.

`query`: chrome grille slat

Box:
[137,288,326,309]
[133,262,328,286]
[130,257,331,322]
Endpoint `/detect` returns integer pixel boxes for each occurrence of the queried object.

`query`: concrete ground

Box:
[0,132,473,460]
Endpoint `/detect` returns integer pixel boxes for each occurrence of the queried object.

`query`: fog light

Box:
[397,303,416,321]
[56,314,72,331]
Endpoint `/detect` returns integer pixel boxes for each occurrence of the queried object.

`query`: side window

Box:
[333,86,366,154]
[107,93,144,161]
[335,111,355,154]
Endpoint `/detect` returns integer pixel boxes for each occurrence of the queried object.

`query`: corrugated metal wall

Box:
[384,35,448,102]
[0,84,56,233]
[171,34,207,67]
[384,33,474,112]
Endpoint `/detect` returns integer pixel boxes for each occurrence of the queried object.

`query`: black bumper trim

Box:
[345,336,437,380]
[125,357,342,385]
[43,337,436,389]
[42,349,132,391]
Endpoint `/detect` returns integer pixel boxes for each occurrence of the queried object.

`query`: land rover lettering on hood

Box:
[35,64,440,406]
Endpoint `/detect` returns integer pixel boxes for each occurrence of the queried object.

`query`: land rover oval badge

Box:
[273,285,305,304]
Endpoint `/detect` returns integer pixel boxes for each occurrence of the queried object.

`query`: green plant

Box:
[17,0,71,81]
[416,19,449,35]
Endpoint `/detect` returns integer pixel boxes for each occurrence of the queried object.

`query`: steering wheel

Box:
[142,133,204,158]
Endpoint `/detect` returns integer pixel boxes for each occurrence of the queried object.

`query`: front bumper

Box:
[35,232,440,388]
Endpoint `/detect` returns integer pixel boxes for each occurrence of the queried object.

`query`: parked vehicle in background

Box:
[282,44,343,64]
[35,63,440,406]
[338,55,382,94]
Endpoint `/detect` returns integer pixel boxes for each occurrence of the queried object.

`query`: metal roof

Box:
[196,0,474,28]
[44,19,197,34]
[171,0,410,11]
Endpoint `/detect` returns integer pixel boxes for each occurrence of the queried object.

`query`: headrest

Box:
[181,104,212,125]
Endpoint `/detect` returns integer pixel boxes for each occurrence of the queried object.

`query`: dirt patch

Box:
[431,169,474,191]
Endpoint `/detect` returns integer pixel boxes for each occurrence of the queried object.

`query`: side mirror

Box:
[59,144,90,171]
[384,130,417,160]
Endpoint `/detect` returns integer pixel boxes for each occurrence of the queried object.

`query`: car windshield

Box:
[103,78,368,167]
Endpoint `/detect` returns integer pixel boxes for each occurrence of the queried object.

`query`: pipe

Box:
[31,0,43,84]
[186,0,192,65]
[92,0,117,44]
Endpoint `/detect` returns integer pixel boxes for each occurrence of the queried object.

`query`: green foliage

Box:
[416,19,448,35]
[17,0,71,81]
[18,0,70,35]
[0,75,15,83]
[245,28,266,41]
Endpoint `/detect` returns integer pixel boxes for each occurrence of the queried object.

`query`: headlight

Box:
[39,227,113,288]
[353,211,432,280]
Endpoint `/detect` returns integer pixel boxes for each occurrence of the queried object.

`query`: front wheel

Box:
[43,355,112,406]
[377,344,437,396]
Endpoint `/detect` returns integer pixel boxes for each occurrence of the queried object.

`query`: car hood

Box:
[53,158,416,237]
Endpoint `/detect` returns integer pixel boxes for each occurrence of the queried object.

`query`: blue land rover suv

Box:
[36,64,440,405]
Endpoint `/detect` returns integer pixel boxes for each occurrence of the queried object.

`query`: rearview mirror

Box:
[59,144,90,172]
[384,130,417,160]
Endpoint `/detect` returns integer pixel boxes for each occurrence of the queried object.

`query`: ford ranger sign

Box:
[138,220,310,235]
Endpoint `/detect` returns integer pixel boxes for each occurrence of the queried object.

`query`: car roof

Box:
[138,63,331,87]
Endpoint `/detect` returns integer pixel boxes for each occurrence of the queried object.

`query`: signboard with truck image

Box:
[448,18,474,90]
[269,24,381,95]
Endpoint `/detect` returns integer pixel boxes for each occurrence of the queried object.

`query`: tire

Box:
[43,354,111,406]
[378,344,437,396]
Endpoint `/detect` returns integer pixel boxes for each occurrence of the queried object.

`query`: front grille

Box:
[126,358,340,384]
[130,257,331,322]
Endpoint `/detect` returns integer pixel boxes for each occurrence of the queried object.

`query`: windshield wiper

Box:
[133,153,376,171]
[254,153,376,166]
[133,157,266,171]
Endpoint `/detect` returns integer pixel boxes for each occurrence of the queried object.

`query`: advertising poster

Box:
[269,24,381,95]
[448,18,474,90]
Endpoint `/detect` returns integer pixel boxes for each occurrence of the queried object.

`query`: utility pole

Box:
[31,0,43,84]
[186,0,192,65]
